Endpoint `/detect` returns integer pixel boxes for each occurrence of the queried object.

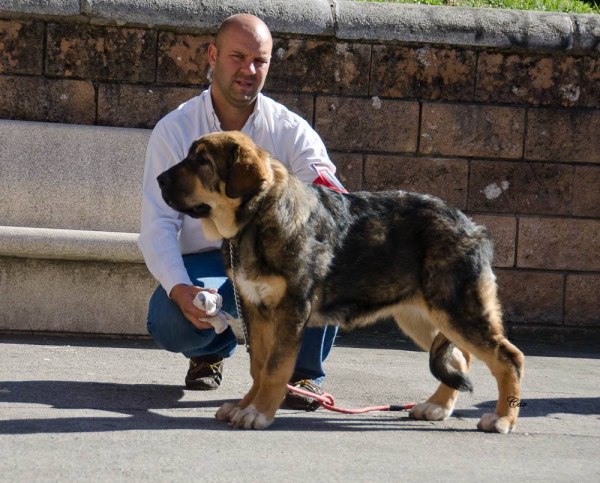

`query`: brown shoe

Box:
[185,355,224,390]
[284,377,323,411]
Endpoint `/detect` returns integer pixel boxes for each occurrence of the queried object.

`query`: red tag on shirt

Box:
[310,164,348,194]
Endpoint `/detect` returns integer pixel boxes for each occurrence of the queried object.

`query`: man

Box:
[138,14,342,410]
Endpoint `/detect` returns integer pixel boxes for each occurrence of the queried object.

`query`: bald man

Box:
[138,14,342,410]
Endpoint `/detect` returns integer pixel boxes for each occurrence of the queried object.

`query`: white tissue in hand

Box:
[192,292,231,334]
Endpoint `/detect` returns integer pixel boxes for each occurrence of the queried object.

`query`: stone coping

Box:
[0,226,143,263]
[0,0,598,52]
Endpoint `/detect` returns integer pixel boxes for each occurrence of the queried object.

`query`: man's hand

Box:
[170,284,218,330]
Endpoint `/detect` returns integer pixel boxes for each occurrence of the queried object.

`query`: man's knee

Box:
[147,287,216,353]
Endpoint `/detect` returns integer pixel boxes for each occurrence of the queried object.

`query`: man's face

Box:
[208,25,272,108]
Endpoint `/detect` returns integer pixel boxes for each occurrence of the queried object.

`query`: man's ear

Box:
[207,43,217,69]
[225,144,270,199]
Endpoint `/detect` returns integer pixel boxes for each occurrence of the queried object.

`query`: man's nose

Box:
[241,61,256,75]
[157,172,171,189]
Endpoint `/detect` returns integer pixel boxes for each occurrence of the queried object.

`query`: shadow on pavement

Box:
[1,380,598,435]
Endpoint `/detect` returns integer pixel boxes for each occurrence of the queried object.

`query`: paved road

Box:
[1,332,598,482]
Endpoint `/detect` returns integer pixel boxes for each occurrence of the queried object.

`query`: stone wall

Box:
[1,0,599,340]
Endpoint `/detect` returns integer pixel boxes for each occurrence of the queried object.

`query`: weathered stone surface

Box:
[470,215,516,268]
[363,156,468,209]
[46,23,156,82]
[329,152,363,192]
[267,39,371,95]
[0,257,154,335]
[82,0,334,36]
[0,19,43,75]
[468,161,572,215]
[517,218,600,271]
[0,119,149,233]
[98,84,200,129]
[315,96,419,152]
[565,275,600,327]
[476,53,582,106]
[265,91,314,125]
[525,109,600,163]
[0,0,80,16]
[573,166,600,217]
[157,32,212,85]
[336,2,574,51]
[579,57,600,108]
[420,104,525,159]
[497,270,564,325]
[0,75,95,124]
[370,46,475,101]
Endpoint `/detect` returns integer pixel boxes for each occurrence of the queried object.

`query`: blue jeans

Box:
[147,250,338,385]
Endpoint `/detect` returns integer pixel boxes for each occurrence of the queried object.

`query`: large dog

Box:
[157,131,524,433]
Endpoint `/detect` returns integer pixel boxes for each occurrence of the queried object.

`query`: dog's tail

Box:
[429,332,473,393]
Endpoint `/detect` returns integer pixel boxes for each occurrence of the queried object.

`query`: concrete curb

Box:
[0,0,598,51]
[0,226,143,263]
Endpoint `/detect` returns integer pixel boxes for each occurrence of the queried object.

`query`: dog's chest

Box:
[236,270,287,309]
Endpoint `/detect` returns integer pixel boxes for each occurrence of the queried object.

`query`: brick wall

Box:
[1,15,599,340]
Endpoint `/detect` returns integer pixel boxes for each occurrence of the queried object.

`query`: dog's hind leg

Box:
[433,269,524,433]
[392,302,472,422]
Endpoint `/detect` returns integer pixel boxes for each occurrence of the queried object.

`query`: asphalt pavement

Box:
[1,331,599,482]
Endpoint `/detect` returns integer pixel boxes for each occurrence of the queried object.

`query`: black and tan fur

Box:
[157,131,524,433]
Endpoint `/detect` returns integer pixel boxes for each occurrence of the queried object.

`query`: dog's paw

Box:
[409,402,453,421]
[477,413,514,434]
[215,402,238,421]
[228,404,273,430]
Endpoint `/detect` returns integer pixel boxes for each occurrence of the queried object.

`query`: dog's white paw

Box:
[409,402,453,421]
[228,404,273,430]
[477,413,513,434]
[215,402,238,421]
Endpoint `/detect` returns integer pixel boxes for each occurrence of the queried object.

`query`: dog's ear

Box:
[225,143,270,199]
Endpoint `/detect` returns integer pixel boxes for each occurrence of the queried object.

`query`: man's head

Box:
[208,14,273,109]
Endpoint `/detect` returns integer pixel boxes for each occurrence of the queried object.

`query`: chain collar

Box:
[228,239,250,353]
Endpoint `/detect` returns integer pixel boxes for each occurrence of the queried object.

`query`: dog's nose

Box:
[157,172,170,189]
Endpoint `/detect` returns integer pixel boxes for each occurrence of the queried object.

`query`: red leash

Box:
[286,384,415,414]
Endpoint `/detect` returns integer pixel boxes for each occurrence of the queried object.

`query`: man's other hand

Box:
[170,284,218,329]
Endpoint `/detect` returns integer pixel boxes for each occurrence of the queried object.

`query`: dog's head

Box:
[157,131,273,240]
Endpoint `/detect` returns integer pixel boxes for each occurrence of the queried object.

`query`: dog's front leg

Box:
[216,311,269,423]
[228,313,304,430]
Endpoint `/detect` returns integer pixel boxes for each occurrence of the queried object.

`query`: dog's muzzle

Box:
[157,171,212,219]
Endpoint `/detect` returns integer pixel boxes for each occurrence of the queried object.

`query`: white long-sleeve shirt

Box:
[138,88,337,296]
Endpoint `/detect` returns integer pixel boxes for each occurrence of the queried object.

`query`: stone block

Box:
[565,275,600,327]
[370,45,475,101]
[264,92,314,125]
[329,152,363,192]
[98,84,200,129]
[573,166,600,217]
[420,104,525,159]
[470,215,516,268]
[336,2,573,51]
[468,161,572,215]
[267,39,371,95]
[0,75,95,124]
[525,109,600,163]
[0,19,43,75]
[0,257,154,335]
[364,155,468,209]
[157,32,213,85]
[0,120,150,233]
[315,96,419,152]
[579,57,600,108]
[517,218,600,271]
[476,53,582,106]
[46,23,156,82]
[496,270,564,325]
